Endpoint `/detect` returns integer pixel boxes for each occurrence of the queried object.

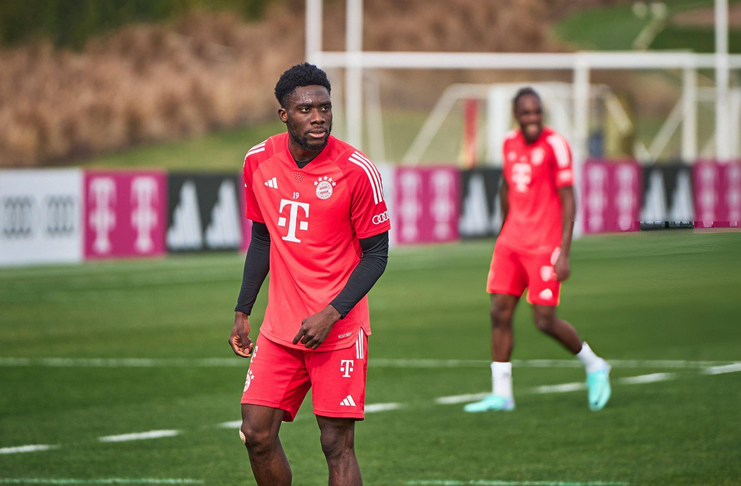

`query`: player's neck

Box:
[288,143,323,168]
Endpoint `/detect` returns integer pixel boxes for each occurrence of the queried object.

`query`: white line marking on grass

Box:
[405,480,630,486]
[219,420,242,429]
[365,402,403,413]
[98,430,179,443]
[703,362,741,375]
[619,373,675,384]
[533,382,586,394]
[0,444,59,454]
[435,393,489,405]
[0,479,203,484]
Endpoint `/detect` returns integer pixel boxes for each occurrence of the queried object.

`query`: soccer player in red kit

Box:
[464,87,611,413]
[228,63,390,486]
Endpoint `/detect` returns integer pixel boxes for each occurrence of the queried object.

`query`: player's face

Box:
[515,95,543,144]
[280,85,333,153]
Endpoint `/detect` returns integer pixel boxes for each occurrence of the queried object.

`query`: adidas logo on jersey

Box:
[340,395,356,407]
[264,177,278,189]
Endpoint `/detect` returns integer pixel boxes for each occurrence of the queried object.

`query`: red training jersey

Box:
[242,133,391,351]
[497,126,574,253]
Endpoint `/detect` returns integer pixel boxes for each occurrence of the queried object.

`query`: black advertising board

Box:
[167,173,244,252]
[641,163,694,229]
[459,168,503,239]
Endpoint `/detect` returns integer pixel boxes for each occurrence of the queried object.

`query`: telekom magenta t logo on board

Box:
[89,177,116,254]
[277,199,309,243]
[131,177,158,253]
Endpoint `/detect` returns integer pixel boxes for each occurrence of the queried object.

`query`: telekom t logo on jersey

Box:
[277,199,309,243]
[512,163,532,193]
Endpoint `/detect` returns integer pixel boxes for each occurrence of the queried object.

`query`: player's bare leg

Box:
[491,293,518,361]
[317,416,362,486]
[531,304,582,354]
[531,305,612,410]
[240,404,292,486]
[464,294,518,412]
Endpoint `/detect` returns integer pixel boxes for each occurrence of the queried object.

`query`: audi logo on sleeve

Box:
[1,197,35,237]
[372,211,389,225]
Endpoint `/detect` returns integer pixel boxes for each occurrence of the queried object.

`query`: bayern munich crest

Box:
[314,176,336,200]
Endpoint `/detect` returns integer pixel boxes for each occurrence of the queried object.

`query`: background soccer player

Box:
[228,63,390,486]
[464,87,611,413]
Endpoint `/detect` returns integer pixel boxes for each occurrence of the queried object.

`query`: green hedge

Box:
[0,0,276,49]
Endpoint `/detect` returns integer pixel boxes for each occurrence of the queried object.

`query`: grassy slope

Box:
[554,0,741,52]
[0,231,740,485]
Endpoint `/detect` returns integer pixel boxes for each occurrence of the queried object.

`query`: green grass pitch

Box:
[1,231,740,485]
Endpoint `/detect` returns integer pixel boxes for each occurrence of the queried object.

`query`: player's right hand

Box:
[229,311,254,358]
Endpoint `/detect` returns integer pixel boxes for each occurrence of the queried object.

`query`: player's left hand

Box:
[555,253,570,282]
[293,305,341,350]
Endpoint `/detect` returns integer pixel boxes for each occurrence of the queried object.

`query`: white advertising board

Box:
[0,169,83,266]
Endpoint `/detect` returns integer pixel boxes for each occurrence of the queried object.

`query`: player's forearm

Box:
[559,188,576,256]
[234,222,271,315]
[329,231,389,319]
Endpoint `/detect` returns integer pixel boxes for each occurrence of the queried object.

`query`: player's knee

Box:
[239,422,273,453]
[320,427,354,460]
[534,313,555,334]
[491,305,514,329]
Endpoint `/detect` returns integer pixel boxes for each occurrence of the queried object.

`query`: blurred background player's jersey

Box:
[498,127,574,253]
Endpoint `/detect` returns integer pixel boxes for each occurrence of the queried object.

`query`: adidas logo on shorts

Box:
[340,395,356,407]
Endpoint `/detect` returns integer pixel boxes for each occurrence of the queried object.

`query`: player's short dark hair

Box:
[513,87,541,112]
[274,63,332,108]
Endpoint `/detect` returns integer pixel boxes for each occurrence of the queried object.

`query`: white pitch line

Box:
[366,402,403,413]
[703,362,741,375]
[406,480,630,486]
[435,393,489,405]
[219,420,242,429]
[533,382,586,394]
[0,480,203,485]
[2,358,737,369]
[98,430,179,443]
[0,444,59,455]
[619,373,675,385]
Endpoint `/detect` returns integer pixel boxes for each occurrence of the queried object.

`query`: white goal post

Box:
[305,0,741,164]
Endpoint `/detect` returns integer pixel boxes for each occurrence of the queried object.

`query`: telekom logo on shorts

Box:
[277,199,309,243]
[340,360,354,378]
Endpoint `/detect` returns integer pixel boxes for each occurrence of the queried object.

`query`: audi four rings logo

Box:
[1,195,77,238]
[45,196,77,235]
[372,211,389,225]
[2,197,34,237]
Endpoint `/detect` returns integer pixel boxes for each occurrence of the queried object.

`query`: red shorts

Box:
[241,330,368,422]
[486,242,562,306]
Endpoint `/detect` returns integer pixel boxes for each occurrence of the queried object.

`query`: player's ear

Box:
[278,107,288,124]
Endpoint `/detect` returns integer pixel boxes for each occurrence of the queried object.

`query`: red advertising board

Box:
[693,161,741,228]
[84,171,167,259]
[582,161,641,234]
[394,167,460,245]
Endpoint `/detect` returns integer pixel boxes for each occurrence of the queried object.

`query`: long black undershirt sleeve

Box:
[330,231,389,319]
[234,222,270,315]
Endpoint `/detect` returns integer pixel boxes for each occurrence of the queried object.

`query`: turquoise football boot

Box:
[586,364,612,411]
[463,394,515,413]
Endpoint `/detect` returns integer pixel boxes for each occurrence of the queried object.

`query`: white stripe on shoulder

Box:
[352,151,384,200]
[504,130,519,140]
[546,134,571,168]
[348,152,383,204]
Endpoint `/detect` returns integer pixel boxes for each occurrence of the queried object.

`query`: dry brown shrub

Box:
[0,0,631,167]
